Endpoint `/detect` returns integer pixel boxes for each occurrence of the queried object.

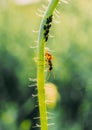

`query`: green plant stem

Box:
[37,0,59,130]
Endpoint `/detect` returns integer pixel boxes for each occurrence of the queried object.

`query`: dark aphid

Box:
[46,30,49,34]
[46,15,53,24]
[49,15,53,22]
[46,18,51,24]
[44,32,48,37]
[44,31,49,42]
[43,15,53,42]
[44,29,49,42]
[44,25,47,30]
[46,18,49,24]
[45,37,48,42]
[47,24,51,29]
[44,24,51,32]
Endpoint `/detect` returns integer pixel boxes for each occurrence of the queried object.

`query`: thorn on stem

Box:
[32,123,41,128]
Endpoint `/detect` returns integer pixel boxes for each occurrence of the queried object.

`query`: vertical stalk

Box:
[37,0,59,130]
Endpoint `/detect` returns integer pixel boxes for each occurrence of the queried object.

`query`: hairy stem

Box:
[37,0,59,130]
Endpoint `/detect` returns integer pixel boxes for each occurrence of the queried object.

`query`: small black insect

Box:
[45,37,48,41]
[43,15,53,42]
[47,24,51,29]
[44,32,48,36]
[46,15,53,24]
[46,30,49,34]
[44,25,47,30]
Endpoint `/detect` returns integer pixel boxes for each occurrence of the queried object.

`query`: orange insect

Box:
[45,49,53,72]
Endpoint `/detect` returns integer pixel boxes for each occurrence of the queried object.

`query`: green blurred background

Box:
[0,0,92,130]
